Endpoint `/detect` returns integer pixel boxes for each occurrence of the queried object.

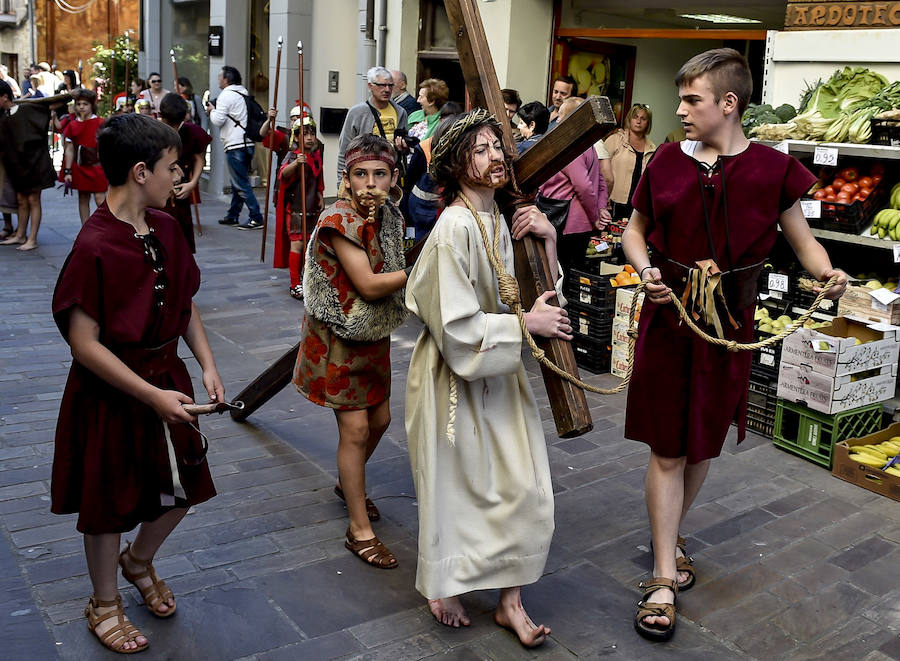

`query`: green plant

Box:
[89,33,138,116]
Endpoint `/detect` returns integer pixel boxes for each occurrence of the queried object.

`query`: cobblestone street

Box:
[1,190,899,660]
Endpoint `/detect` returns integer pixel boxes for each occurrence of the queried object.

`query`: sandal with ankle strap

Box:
[634,577,678,642]
[675,535,695,592]
[118,541,176,618]
[334,483,380,521]
[85,595,149,654]
[344,528,398,569]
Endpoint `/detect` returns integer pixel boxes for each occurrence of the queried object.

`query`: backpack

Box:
[227,92,267,142]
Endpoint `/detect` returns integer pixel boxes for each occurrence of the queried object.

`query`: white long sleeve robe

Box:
[405,205,555,600]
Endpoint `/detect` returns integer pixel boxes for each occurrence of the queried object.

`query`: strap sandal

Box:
[675,535,696,592]
[289,285,304,301]
[118,541,176,618]
[634,577,678,642]
[344,528,398,569]
[84,595,149,654]
[334,483,380,521]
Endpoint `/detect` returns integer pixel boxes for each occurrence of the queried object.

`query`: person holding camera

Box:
[336,67,408,186]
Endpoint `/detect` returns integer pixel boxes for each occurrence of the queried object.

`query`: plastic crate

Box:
[564,269,615,310]
[567,301,613,343]
[773,399,883,468]
[818,184,885,234]
[747,370,778,438]
[572,335,612,375]
[751,329,782,380]
[870,117,900,146]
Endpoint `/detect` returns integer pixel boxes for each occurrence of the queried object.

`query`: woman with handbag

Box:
[539,98,610,273]
[62,89,108,225]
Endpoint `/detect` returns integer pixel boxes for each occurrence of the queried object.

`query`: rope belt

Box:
[455,193,839,396]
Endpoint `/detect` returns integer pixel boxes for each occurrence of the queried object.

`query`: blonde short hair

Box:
[624,103,653,134]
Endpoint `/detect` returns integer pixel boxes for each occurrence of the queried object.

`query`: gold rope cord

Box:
[456,193,839,395]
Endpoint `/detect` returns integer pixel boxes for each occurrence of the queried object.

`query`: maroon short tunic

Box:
[163,122,212,253]
[63,117,108,193]
[51,202,216,534]
[624,142,815,463]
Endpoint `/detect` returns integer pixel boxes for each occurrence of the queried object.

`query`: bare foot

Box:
[0,235,25,245]
[428,597,471,628]
[494,599,550,648]
[89,601,149,651]
[641,586,675,628]
[16,240,37,251]
[675,546,691,586]
[120,550,174,615]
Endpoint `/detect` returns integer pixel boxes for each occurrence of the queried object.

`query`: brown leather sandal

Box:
[675,535,695,591]
[118,541,176,618]
[344,528,398,569]
[84,595,149,654]
[334,483,380,521]
[634,577,678,642]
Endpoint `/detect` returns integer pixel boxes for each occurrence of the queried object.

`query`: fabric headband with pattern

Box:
[344,148,395,171]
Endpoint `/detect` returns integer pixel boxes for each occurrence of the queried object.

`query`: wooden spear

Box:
[171,49,203,236]
[78,60,83,88]
[260,36,282,262]
[298,40,308,269]
[124,35,130,106]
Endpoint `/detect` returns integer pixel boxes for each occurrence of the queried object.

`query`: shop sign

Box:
[785,1,900,30]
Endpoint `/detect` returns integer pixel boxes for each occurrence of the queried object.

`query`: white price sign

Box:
[893,244,900,263]
[773,141,789,154]
[768,273,789,293]
[813,145,839,166]
[801,199,822,219]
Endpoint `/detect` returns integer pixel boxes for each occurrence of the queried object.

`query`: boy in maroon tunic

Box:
[52,114,224,653]
[160,92,212,253]
[622,49,847,641]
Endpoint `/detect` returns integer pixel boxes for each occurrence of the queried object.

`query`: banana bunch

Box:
[849,437,900,476]
[890,182,900,210]
[869,208,900,239]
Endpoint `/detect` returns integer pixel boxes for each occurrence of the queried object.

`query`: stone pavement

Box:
[1,189,899,661]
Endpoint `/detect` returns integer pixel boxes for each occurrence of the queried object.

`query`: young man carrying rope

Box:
[622,48,847,641]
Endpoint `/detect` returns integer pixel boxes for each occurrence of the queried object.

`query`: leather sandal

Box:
[118,541,176,618]
[334,483,380,521]
[344,528,398,569]
[84,595,149,654]
[675,535,696,592]
[634,577,678,642]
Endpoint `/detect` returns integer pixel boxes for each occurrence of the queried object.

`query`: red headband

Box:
[344,147,395,172]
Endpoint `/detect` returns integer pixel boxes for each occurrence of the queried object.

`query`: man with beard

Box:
[404,110,571,648]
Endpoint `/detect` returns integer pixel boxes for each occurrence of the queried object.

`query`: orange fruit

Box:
[623,264,636,274]
[615,272,631,286]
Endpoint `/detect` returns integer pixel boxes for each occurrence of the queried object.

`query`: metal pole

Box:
[260,36,283,263]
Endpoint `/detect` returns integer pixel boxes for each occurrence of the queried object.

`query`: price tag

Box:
[768,273,789,293]
[893,244,900,263]
[813,145,839,166]
[800,199,821,219]
[773,141,789,154]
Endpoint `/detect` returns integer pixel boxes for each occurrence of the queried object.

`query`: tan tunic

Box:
[405,205,554,599]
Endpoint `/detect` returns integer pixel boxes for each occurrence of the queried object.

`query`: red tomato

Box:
[838,167,859,181]
[852,194,862,202]
[841,183,859,194]
[813,189,828,200]
[822,185,835,195]
[872,175,884,185]
[832,178,846,188]
[858,189,870,200]
[858,176,873,189]
[825,194,837,202]
[836,192,852,202]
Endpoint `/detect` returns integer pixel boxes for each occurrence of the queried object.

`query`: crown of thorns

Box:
[429,108,502,178]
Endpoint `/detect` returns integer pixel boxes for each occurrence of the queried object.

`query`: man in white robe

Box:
[405,110,572,648]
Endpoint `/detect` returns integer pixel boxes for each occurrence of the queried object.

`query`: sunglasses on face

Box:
[371,82,394,89]
[150,79,161,84]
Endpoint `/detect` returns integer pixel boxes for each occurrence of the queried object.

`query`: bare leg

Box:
[335,409,376,541]
[495,586,550,647]
[364,398,390,461]
[84,533,147,651]
[0,193,28,245]
[119,507,188,615]
[78,191,91,225]
[429,596,471,628]
[643,452,685,628]
[0,212,12,238]
[94,191,107,209]
[17,192,41,250]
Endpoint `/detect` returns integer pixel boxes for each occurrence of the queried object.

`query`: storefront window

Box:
[169,0,209,93]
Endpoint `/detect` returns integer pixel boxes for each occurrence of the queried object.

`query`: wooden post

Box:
[298,41,308,269]
[260,37,283,263]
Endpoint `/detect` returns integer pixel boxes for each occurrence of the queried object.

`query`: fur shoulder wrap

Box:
[302,201,408,342]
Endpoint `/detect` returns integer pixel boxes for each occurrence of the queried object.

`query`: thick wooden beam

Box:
[446,0,610,438]
[229,342,299,422]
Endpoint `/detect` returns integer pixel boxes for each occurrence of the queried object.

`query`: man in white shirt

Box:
[206,66,263,229]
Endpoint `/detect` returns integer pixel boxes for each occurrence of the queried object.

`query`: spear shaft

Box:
[260,36,283,262]
[298,41,308,270]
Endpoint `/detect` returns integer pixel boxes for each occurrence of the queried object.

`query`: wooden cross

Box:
[232,0,616,438]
